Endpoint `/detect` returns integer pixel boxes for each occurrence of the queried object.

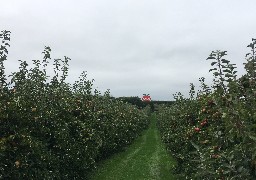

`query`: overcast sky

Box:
[1,0,256,100]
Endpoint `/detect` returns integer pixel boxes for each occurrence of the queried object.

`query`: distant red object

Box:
[142,95,151,101]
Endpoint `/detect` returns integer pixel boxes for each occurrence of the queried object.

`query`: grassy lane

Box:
[88,114,176,180]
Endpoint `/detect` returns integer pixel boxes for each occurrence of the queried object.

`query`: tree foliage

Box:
[157,39,256,179]
[0,31,150,179]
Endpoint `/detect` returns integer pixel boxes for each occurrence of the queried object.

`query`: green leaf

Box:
[223,69,231,73]
[211,62,217,66]
[246,53,251,57]
[214,72,219,76]
[190,141,199,150]
[221,59,230,64]
[225,74,233,78]
[207,56,215,60]
[248,135,256,141]
[209,68,217,72]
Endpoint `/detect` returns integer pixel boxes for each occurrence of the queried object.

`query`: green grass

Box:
[88,114,177,180]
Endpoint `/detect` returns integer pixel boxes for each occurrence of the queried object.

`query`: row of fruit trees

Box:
[0,31,150,179]
[157,39,256,179]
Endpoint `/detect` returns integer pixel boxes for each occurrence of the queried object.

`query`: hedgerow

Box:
[0,30,150,179]
[157,39,256,179]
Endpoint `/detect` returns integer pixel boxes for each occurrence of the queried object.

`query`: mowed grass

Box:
[88,114,177,180]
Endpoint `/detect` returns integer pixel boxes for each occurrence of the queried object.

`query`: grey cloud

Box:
[2,0,256,100]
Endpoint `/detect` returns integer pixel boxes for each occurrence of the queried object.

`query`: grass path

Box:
[88,114,176,180]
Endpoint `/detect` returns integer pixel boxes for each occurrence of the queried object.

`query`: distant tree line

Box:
[116,96,175,111]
